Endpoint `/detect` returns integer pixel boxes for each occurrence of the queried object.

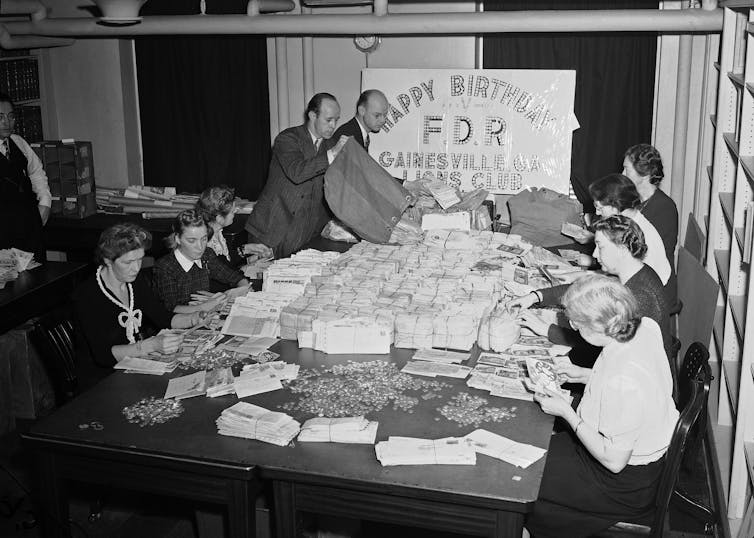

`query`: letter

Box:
[409,86,423,108]
[397,93,412,115]
[389,104,404,124]
[412,152,424,168]
[452,116,473,145]
[513,154,528,172]
[500,83,519,107]
[450,75,465,96]
[494,153,506,170]
[437,153,448,170]
[490,78,506,100]
[379,151,394,167]
[435,170,447,181]
[448,171,462,188]
[472,172,486,189]
[450,153,463,169]
[467,75,474,97]
[423,115,444,144]
[421,80,435,101]
[395,152,406,168]
[529,154,541,172]
[524,102,546,125]
[514,92,533,113]
[425,153,436,169]
[484,117,507,147]
[474,75,490,98]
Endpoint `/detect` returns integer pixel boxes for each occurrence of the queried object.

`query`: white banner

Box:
[362,68,579,194]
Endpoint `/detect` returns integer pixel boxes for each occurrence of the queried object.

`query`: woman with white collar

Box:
[153,209,250,313]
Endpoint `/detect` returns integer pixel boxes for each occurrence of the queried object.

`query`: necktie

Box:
[364,134,370,151]
[314,138,322,152]
[0,140,8,158]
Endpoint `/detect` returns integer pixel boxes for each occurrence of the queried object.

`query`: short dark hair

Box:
[624,144,664,186]
[356,89,381,111]
[588,173,641,212]
[0,92,13,108]
[306,92,337,116]
[593,214,647,260]
[166,209,212,249]
[196,185,235,222]
[95,223,152,264]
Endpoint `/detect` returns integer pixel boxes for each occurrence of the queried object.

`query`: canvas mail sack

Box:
[325,138,412,244]
[507,187,583,248]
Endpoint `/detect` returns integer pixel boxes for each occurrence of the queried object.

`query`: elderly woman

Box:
[623,143,678,307]
[508,215,672,365]
[153,209,250,313]
[196,185,238,263]
[72,223,203,368]
[525,274,678,537]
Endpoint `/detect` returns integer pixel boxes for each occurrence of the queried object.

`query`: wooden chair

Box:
[595,342,714,537]
[30,308,79,404]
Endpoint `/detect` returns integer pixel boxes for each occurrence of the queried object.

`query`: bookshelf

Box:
[702,3,754,535]
[0,51,43,142]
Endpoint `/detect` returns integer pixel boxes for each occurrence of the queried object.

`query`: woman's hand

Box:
[534,387,572,418]
[148,332,184,354]
[519,310,552,337]
[504,292,539,312]
[242,243,274,259]
[554,361,591,384]
[197,293,227,313]
[190,290,221,304]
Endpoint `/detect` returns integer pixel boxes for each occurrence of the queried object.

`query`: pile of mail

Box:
[464,429,547,468]
[298,317,392,354]
[217,402,301,446]
[263,249,341,295]
[233,361,299,398]
[114,354,178,375]
[375,436,476,466]
[298,416,378,444]
[0,248,40,288]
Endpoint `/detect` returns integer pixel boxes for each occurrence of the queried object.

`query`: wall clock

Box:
[353,35,381,53]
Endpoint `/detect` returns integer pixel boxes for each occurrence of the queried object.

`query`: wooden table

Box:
[23,341,553,538]
[0,261,89,335]
[22,372,260,538]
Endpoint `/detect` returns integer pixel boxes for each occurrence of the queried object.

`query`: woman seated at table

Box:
[525,274,678,538]
[623,143,679,307]
[153,209,250,313]
[72,223,204,369]
[507,215,672,366]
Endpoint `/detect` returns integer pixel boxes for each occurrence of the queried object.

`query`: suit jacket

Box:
[333,117,366,148]
[245,124,335,258]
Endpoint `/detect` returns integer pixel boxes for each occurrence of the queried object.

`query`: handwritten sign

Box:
[362,68,578,194]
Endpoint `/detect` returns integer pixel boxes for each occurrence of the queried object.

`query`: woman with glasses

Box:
[525,274,678,537]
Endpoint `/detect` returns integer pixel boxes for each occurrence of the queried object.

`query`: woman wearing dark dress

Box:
[72,223,203,368]
[623,143,679,308]
[525,274,678,538]
[507,215,672,366]
[153,209,250,313]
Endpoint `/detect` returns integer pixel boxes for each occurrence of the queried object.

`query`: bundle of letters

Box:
[464,429,547,468]
[164,368,235,400]
[263,249,341,295]
[114,353,178,375]
[216,402,300,446]
[300,317,393,354]
[252,231,575,352]
[233,361,299,398]
[375,436,476,466]
[0,248,40,287]
[467,335,572,401]
[298,416,379,444]
[221,292,296,338]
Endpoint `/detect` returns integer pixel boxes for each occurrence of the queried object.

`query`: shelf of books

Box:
[0,52,43,142]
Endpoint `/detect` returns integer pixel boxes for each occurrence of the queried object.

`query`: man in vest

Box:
[0,92,50,261]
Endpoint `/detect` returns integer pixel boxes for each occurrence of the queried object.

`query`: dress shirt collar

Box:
[356,117,369,144]
[174,248,203,272]
[307,128,321,148]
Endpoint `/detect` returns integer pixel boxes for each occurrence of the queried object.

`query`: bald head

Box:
[356,89,388,133]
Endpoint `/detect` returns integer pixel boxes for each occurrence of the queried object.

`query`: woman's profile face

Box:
[107,248,144,283]
[622,156,645,186]
[217,203,237,228]
[177,225,208,261]
[593,200,619,218]
[592,231,623,275]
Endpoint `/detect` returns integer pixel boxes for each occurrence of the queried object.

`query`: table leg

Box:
[493,510,525,538]
[227,479,259,538]
[273,480,301,538]
[32,450,71,538]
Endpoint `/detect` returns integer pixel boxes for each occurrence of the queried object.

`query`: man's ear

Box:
[357,104,366,118]
[307,110,317,123]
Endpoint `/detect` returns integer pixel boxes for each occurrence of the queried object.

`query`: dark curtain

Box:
[135,0,270,200]
[483,0,657,211]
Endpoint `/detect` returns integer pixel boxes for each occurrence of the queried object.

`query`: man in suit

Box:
[245,93,348,258]
[333,89,389,153]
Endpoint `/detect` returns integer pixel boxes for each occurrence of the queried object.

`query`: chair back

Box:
[31,308,79,403]
[649,342,711,537]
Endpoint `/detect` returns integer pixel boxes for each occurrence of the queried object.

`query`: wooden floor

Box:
[0,427,718,538]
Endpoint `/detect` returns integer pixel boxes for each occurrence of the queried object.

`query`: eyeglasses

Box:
[0,113,16,123]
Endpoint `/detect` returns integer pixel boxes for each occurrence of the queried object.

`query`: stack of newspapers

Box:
[375,436,476,466]
[216,402,300,446]
[298,417,378,444]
